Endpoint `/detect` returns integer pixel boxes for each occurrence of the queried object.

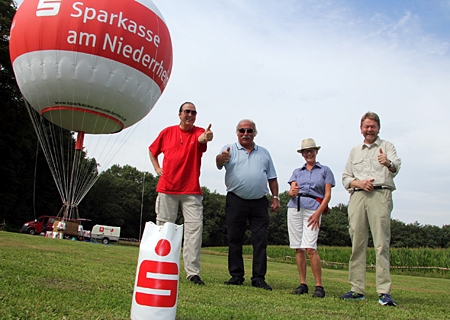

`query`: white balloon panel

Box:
[13,51,162,133]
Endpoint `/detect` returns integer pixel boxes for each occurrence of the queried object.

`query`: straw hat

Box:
[297,138,321,153]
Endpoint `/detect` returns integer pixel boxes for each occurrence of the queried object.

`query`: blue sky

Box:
[14,0,450,227]
[352,0,450,40]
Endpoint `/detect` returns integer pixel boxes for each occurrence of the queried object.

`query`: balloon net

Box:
[24,98,140,220]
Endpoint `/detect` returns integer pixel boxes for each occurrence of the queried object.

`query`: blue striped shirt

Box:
[287,162,335,209]
[218,142,277,199]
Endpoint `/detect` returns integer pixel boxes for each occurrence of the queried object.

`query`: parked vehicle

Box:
[20,216,57,235]
[20,216,91,239]
[90,225,121,245]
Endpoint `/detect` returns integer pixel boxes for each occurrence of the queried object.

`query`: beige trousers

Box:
[155,193,203,279]
[347,189,393,295]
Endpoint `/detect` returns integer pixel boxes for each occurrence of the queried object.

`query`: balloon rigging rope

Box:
[25,99,65,202]
[25,99,101,219]
[25,98,143,219]
[139,172,146,242]
[32,140,39,220]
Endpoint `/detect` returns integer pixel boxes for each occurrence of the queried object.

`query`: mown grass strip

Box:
[1,232,449,319]
[206,245,450,278]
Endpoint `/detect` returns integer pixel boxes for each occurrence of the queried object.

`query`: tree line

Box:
[1,0,449,248]
[78,165,450,248]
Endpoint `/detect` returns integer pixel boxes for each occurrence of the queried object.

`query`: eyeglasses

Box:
[183,109,197,116]
[238,128,254,134]
[301,149,317,154]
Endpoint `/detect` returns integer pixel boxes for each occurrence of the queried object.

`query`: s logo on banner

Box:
[37,0,62,16]
[135,239,179,308]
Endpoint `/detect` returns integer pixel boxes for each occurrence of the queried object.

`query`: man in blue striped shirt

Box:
[216,119,279,291]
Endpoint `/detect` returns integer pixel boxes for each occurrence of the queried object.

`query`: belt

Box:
[354,186,390,191]
[298,193,318,199]
[297,194,329,214]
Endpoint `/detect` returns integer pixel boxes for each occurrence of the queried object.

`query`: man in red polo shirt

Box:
[149,102,213,285]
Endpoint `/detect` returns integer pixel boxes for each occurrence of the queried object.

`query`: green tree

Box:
[319,204,351,246]
[267,191,289,245]
[202,187,227,247]
[80,165,158,239]
[421,224,442,248]
[0,0,61,231]
[441,225,450,248]
[391,219,408,247]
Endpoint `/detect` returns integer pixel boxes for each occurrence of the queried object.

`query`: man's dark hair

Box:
[179,102,195,113]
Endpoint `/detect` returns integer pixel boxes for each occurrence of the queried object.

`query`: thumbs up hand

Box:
[289,181,300,198]
[216,146,231,167]
[199,124,214,144]
[378,148,389,167]
[204,124,213,142]
[221,146,231,163]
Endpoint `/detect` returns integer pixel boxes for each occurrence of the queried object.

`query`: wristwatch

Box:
[273,196,280,200]
[388,161,393,168]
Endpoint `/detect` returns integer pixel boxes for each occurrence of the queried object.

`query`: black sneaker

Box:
[251,278,272,291]
[293,283,308,295]
[189,275,205,285]
[312,286,325,298]
[224,277,244,285]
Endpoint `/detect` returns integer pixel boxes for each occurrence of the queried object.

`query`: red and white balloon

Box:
[10,0,173,134]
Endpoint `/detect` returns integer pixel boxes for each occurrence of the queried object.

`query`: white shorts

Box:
[287,207,321,249]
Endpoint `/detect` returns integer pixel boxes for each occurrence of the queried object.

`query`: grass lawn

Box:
[1,231,449,319]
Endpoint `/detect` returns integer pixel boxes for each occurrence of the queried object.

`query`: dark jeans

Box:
[225,192,270,281]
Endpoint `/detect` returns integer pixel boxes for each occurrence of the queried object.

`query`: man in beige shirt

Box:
[341,111,401,306]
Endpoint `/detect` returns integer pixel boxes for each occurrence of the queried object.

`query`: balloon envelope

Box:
[10,0,173,134]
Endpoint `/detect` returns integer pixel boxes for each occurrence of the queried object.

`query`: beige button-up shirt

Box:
[342,137,401,192]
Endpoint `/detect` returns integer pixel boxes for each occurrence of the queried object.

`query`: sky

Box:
[14,0,450,227]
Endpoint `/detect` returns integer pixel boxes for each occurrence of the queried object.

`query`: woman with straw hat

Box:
[287,138,335,298]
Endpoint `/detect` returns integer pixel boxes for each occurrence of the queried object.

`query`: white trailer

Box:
[91,225,121,245]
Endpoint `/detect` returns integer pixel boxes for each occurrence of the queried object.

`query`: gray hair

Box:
[235,119,258,136]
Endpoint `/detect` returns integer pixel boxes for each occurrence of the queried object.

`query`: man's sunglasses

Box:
[238,128,254,133]
[183,109,197,116]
